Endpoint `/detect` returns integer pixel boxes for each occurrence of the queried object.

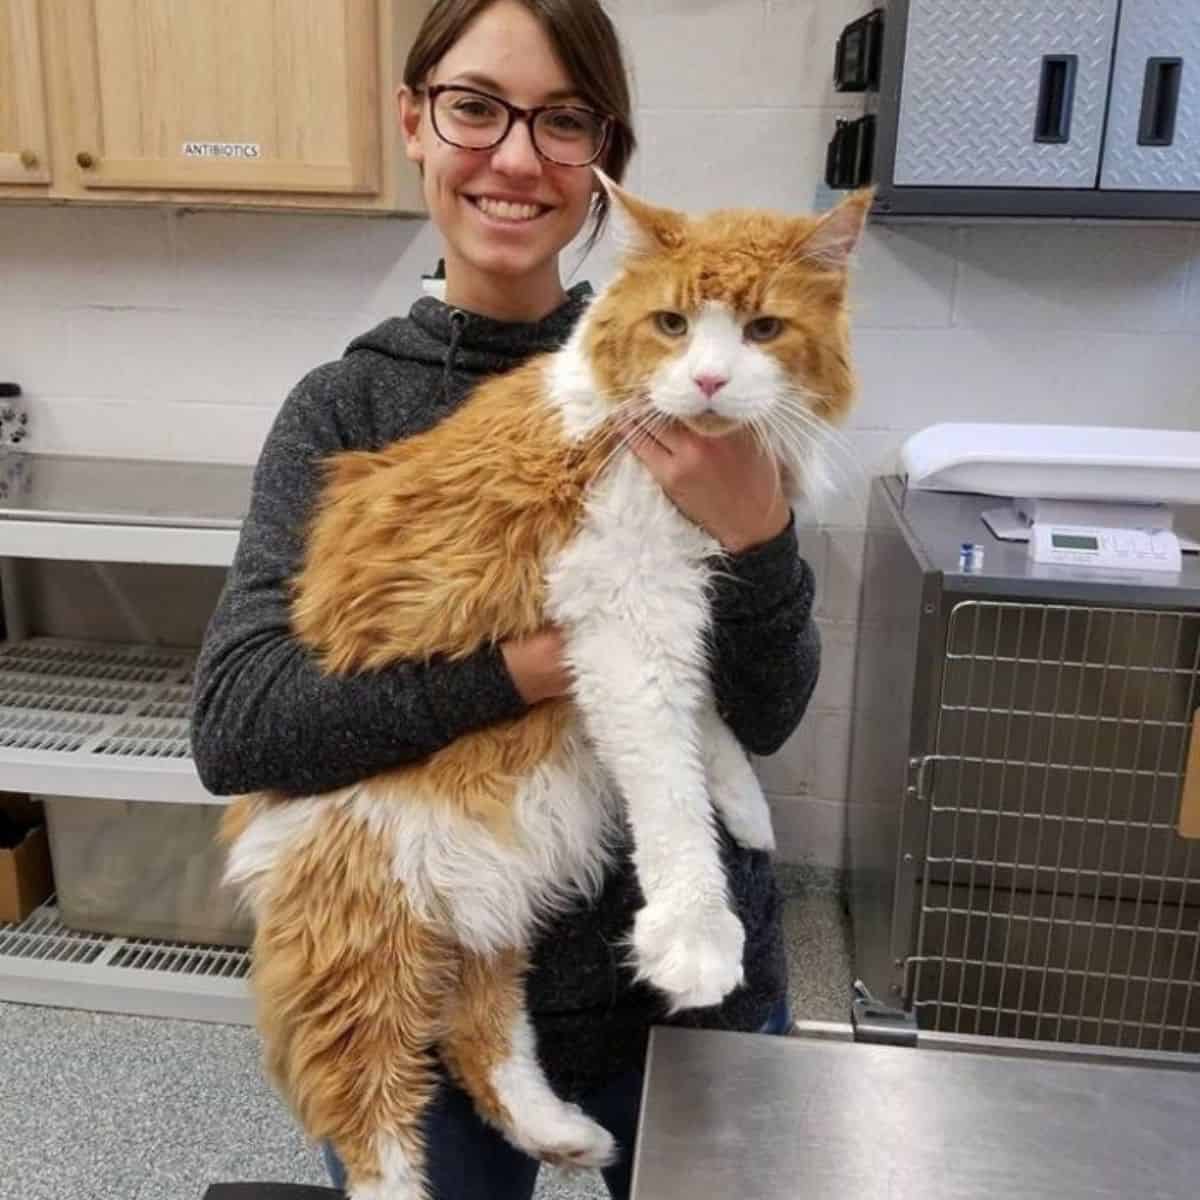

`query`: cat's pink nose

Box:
[694,374,728,399]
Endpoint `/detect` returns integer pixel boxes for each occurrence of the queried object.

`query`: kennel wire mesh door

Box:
[912,599,1200,1052]
[848,479,1200,1059]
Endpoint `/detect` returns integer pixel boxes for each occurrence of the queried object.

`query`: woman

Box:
[190,1,820,1196]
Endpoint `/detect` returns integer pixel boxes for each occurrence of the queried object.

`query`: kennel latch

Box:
[851,979,918,1047]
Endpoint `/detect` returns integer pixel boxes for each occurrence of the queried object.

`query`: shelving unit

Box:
[0,453,255,1022]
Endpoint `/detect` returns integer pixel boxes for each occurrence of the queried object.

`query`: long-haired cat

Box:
[219,177,870,1199]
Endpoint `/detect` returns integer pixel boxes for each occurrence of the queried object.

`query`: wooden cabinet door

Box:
[56,0,381,196]
[0,0,52,185]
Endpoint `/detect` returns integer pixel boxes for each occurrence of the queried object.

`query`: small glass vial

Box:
[959,542,984,572]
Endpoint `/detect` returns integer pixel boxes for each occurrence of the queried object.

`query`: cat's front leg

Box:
[567,623,744,1010]
[702,705,776,852]
[549,516,745,1011]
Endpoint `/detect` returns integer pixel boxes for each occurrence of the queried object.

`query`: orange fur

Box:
[292,364,615,671]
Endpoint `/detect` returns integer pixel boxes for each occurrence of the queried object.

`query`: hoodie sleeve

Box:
[189,365,529,798]
[707,515,821,757]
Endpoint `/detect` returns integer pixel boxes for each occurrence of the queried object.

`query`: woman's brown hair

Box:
[403,0,636,253]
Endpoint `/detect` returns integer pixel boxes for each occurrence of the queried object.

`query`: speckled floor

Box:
[0,876,852,1200]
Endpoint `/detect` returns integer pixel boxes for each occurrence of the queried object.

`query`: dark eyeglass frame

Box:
[422,83,613,167]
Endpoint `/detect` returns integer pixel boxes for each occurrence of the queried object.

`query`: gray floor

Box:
[0,877,853,1200]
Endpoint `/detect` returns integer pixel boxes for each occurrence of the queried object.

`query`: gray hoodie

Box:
[190,282,820,1095]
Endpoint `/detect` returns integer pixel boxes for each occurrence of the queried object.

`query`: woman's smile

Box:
[465,193,554,223]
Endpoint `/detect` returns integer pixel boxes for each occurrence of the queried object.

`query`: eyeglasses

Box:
[423,84,612,168]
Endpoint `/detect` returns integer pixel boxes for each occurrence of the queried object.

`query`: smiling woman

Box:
[398,0,635,321]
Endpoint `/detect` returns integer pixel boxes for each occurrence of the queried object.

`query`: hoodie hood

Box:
[344,282,595,383]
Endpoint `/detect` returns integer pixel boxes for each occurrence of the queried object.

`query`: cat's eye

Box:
[654,311,689,337]
[745,316,783,343]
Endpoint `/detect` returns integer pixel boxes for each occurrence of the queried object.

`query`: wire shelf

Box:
[0,901,252,1024]
[0,636,215,802]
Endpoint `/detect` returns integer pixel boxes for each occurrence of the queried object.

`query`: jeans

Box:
[321,997,792,1199]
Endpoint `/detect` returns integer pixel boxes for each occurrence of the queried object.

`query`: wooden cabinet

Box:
[0,0,429,213]
[0,0,52,189]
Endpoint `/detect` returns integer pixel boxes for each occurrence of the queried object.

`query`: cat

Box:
[219,176,870,1199]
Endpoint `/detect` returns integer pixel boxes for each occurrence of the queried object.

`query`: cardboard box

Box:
[0,793,54,924]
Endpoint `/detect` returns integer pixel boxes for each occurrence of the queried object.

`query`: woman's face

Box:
[399,0,601,319]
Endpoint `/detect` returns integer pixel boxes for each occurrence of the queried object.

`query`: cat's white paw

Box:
[508,1099,616,1169]
[632,900,745,1011]
[719,789,776,852]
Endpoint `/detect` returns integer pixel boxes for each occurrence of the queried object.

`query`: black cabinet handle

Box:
[834,8,885,93]
[1034,55,1078,144]
[1138,57,1183,147]
[825,115,876,190]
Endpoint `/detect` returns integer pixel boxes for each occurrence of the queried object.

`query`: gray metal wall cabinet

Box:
[864,0,1200,220]
[1101,0,1200,191]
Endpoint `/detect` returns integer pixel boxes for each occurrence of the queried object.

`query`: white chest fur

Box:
[548,453,717,652]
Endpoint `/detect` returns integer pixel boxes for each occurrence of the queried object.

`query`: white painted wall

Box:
[3,1,1199,866]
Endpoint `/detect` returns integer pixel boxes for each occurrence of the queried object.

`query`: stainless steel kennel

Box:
[848,478,1200,1055]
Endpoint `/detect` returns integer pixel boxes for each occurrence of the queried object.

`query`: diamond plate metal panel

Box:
[1101,0,1200,190]
[894,0,1120,188]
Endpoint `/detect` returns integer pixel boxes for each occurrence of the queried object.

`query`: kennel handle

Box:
[1181,710,1200,840]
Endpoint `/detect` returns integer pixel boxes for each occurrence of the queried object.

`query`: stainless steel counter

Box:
[0,453,253,528]
[631,1026,1200,1199]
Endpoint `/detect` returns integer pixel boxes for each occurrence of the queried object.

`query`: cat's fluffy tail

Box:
[230,797,456,1197]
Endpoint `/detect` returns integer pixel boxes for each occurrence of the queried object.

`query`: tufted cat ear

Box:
[593,168,688,254]
[794,187,874,270]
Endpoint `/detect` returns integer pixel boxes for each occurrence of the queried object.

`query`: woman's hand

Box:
[626,423,791,553]
[501,626,572,705]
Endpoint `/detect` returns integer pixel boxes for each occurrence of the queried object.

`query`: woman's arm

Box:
[189,365,529,797]
[707,517,821,757]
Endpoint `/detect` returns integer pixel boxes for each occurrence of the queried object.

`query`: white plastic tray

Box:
[901,424,1200,505]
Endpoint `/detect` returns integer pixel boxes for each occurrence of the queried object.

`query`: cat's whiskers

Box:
[591,399,672,476]
[744,415,790,511]
[746,414,772,460]
[778,388,859,459]
[758,414,821,489]
[756,406,849,505]
[779,411,864,496]
[776,394,868,490]
[762,404,867,519]
[606,386,655,406]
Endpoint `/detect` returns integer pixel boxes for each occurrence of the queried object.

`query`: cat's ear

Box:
[794,187,874,270]
[593,168,687,254]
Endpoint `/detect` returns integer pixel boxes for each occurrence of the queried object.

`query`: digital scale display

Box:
[1051,533,1100,551]
[1029,523,1183,573]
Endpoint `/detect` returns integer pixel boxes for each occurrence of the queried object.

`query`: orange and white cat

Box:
[220,177,869,1199]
